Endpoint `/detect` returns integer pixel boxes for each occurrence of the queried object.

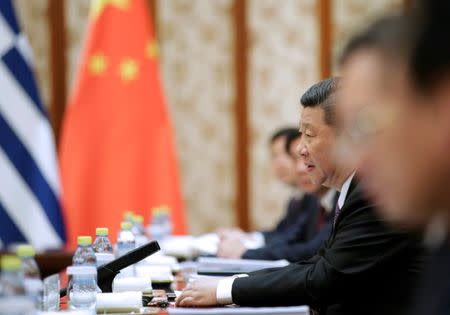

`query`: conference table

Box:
[35,250,175,313]
[35,251,310,315]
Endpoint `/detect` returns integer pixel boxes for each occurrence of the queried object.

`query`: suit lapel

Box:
[330,176,360,238]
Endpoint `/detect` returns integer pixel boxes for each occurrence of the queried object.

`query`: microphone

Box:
[60,240,160,297]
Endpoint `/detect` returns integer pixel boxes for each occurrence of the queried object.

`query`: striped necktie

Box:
[333,203,342,228]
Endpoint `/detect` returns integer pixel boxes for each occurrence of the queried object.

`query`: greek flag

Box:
[0,1,65,250]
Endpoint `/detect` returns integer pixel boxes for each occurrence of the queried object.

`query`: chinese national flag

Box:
[59,0,186,248]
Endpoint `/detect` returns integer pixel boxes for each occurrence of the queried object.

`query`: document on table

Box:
[196,257,289,275]
[161,233,272,258]
[161,234,219,258]
[168,305,310,315]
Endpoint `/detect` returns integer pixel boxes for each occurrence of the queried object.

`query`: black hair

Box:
[300,77,339,126]
[410,0,450,91]
[270,128,299,149]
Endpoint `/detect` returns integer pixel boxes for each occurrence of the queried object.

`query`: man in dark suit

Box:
[176,77,425,315]
[337,8,450,315]
[255,128,309,245]
[217,128,308,253]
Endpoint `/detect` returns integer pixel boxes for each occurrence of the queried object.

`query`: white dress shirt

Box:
[337,172,355,210]
[215,172,356,305]
[321,188,337,213]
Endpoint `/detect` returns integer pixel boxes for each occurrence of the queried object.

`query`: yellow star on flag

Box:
[119,58,139,82]
[90,0,130,20]
[146,40,159,59]
[89,53,108,75]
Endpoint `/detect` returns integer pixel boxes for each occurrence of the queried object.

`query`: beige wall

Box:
[157,0,236,234]
[14,0,402,234]
[65,0,91,91]
[332,0,403,72]
[248,0,319,230]
[14,0,51,107]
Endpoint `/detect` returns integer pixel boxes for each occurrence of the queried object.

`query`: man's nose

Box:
[297,141,307,157]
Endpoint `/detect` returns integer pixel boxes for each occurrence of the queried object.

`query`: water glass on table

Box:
[43,274,60,311]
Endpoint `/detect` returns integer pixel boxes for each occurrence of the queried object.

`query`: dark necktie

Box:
[333,203,342,228]
[316,206,326,230]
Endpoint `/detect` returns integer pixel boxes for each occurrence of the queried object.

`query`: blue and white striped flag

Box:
[0,1,66,250]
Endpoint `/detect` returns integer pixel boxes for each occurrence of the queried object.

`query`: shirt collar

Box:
[337,172,356,209]
[320,188,336,213]
[424,211,449,249]
[293,189,305,200]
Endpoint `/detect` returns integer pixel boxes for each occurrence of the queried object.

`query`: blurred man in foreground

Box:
[218,131,336,262]
[176,78,425,315]
[337,5,450,314]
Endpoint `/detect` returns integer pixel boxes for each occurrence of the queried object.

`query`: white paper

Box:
[144,251,178,265]
[38,311,91,315]
[135,264,174,282]
[96,292,142,313]
[197,257,289,274]
[168,306,310,315]
[191,233,220,255]
[112,276,152,293]
[161,236,196,257]
[161,234,289,259]
[161,234,220,258]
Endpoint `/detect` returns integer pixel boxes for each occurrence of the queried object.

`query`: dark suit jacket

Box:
[232,178,425,315]
[243,195,336,262]
[260,195,318,245]
[412,237,450,315]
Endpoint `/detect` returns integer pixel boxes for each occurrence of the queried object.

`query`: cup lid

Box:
[121,221,132,230]
[96,227,109,236]
[77,236,92,245]
[16,244,35,257]
[1,255,20,271]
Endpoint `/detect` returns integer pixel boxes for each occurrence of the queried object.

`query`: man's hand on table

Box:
[217,236,247,259]
[175,276,222,307]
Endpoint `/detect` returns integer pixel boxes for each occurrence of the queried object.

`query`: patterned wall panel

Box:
[14,0,51,107]
[65,0,91,92]
[247,0,319,230]
[332,0,403,71]
[158,0,236,234]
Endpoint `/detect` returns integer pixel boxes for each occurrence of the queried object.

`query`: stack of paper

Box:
[38,312,91,315]
[96,292,142,313]
[112,276,153,293]
[135,264,174,283]
[196,257,289,276]
[161,234,220,258]
[168,306,310,315]
[161,233,269,258]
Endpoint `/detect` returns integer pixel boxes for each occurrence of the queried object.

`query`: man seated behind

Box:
[218,130,336,262]
[217,127,311,250]
[176,77,425,315]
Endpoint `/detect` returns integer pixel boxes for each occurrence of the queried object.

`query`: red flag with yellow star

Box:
[59,0,186,248]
